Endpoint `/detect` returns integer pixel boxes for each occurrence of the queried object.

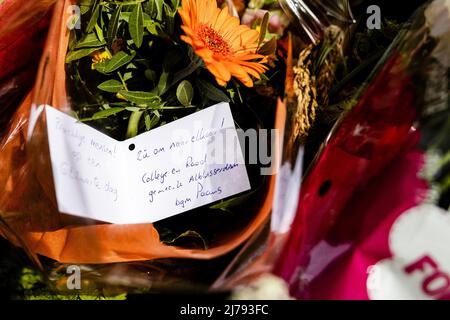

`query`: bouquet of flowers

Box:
[274,0,450,299]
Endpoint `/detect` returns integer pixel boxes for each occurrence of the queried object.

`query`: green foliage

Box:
[64,0,279,250]
[66,0,234,140]
[118,90,161,106]
[91,107,125,120]
[98,79,123,92]
[75,32,106,49]
[66,47,99,63]
[20,268,42,291]
[94,51,136,74]
[160,229,209,250]
[129,4,144,48]
[176,80,194,106]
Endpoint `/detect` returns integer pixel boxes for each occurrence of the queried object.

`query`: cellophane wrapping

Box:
[275,0,450,300]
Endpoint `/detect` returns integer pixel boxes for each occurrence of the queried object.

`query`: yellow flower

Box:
[178,0,269,87]
[91,50,112,70]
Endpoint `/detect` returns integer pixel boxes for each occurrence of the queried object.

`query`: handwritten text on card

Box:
[45,103,251,224]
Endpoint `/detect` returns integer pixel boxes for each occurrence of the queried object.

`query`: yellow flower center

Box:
[197,24,231,56]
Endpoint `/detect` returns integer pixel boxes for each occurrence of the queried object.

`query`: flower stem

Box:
[117,71,129,91]
[126,111,143,138]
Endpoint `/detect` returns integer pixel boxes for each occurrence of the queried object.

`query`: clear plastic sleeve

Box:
[274,0,450,299]
[0,0,284,295]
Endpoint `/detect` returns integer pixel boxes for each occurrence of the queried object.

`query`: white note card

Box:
[45,103,251,224]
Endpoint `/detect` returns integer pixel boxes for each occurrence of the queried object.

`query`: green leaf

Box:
[125,106,142,112]
[119,11,130,23]
[258,11,270,47]
[107,5,122,47]
[118,90,160,105]
[129,3,144,48]
[163,3,175,33]
[95,23,105,43]
[161,230,208,250]
[143,13,159,35]
[176,80,194,107]
[163,2,176,17]
[155,0,164,20]
[95,51,136,73]
[197,80,230,103]
[143,0,156,18]
[86,1,100,33]
[20,268,42,291]
[65,47,98,63]
[91,107,124,120]
[126,62,139,70]
[210,189,257,212]
[97,79,123,93]
[68,32,77,51]
[123,71,134,82]
[156,68,170,95]
[144,112,151,130]
[144,112,160,131]
[170,0,180,11]
[75,33,105,49]
[80,5,90,15]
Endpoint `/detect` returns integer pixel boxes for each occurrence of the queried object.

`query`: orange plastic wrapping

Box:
[0,1,54,138]
[0,0,282,264]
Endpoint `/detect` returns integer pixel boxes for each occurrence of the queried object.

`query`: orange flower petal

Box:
[212,62,231,82]
[239,30,259,45]
[228,25,250,44]
[203,0,217,23]
[239,63,267,75]
[242,66,262,79]
[207,64,229,86]
[219,17,241,38]
[181,25,196,37]
[236,73,254,87]
[180,35,193,45]
[178,9,191,26]
[195,47,214,62]
[235,53,267,61]
[213,7,230,32]
[222,61,249,79]
[179,0,270,87]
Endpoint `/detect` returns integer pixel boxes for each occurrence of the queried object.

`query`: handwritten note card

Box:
[45,103,250,224]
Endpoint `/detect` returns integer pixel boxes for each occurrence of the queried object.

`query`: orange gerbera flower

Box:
[178,0,269,87]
